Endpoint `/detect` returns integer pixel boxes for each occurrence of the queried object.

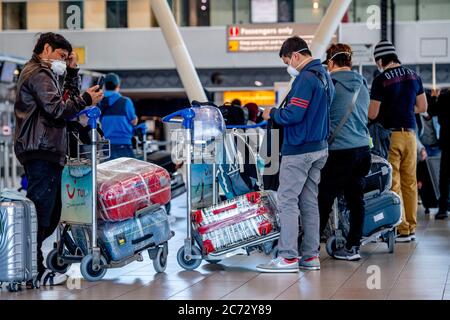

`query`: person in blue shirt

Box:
[369,41,428,242]
[257,36,334,273]
[99,73,138,160]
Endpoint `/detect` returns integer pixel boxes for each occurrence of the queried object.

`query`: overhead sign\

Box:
[227,23,338,53]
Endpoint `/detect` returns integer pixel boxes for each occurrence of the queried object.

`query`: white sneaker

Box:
[256,257,299,273]
[39,269,68,286]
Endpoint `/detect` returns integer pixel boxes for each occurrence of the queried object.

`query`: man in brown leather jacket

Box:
[14,32,103,286]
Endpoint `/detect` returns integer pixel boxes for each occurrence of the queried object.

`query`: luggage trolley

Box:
[163,104,280,271]
[47,107,172,281]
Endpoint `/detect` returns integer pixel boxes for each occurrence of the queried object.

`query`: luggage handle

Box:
[131,233,154,245]
[135,204,161,218]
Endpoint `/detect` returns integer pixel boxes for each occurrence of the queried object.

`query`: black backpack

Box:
[218,102,247,126]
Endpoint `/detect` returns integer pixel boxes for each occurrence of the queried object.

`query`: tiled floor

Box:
[1,193,449,300]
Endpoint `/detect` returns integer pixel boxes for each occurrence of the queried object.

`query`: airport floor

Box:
[1,193,449,300]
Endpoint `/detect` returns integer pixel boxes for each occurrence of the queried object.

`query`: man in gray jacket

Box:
[318,43,372,260]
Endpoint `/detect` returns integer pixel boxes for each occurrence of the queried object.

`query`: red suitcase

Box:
[97,158,171,221]
[192,191,279,255]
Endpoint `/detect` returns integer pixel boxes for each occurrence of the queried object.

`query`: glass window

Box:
[419,0,450,21]
[2,1,27,30]
[278,0,294,23]
[395,0,416,22]
[294,0,331,23]
[235,0,250,24]
[60,1,84,29]
[211,0,233,26]
[106,0,128,28]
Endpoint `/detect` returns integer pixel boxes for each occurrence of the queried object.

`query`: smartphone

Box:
[96,76,105,91]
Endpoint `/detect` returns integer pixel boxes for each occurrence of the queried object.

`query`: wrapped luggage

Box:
[97,158,171,221]
[72,206,173,262]
[192,191,279,255]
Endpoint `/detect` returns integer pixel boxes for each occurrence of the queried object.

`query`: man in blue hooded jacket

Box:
[257,36,334,272]
[99,73,138,160]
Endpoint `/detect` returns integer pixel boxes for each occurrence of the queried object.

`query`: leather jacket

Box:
[14,55,92,166]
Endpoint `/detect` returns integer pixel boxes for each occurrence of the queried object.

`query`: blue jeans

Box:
[24,160,63,273]
[425,145,441,157]
[110,144,135,160]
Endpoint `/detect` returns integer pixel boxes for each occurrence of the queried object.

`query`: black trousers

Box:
[439,144,450,213]
[24,160,63,273]
[318,146,371,248]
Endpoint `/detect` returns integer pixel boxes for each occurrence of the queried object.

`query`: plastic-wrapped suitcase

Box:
[0,190,38,292]
[363,155,392,198]
[362,191,402,237]
[192,191,279,255]
[72,206,173,262]
[97,158,171,221]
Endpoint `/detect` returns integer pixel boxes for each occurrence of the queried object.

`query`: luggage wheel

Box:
[7,282,21,293]
[152,243,168,273]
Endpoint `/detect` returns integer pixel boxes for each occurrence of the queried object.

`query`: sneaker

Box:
[333,246,361,261]
[299,256,320,271]
[38,269,68,286]
[256,257,299,273]
[395,233,411,243]
[410,232,416,241]
[435,211,448,220]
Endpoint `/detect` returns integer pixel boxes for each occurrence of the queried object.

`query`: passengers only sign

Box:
[227,23,338,52]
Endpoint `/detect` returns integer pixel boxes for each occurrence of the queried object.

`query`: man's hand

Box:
[431,88,441,97]
[67,52,78,69]
[420,148,428,161]
[262,106,273,120]
[86,85,103,106]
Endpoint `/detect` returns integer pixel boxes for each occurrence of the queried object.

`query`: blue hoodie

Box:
[270,59,335,155]
[329,70,370,151]
[99,91,137,145]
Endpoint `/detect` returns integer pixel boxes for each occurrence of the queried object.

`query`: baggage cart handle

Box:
[226,121,268,130]
[162,108,195,129]
[71,107,101,129]
[134,123,147,135]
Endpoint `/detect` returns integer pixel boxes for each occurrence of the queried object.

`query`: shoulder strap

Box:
[328,84,362,145]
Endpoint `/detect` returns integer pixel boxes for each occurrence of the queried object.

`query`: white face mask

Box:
[286,48,309,77]
[50,59,67,76]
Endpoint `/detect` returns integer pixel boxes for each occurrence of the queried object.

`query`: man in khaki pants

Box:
[369,40,428,242]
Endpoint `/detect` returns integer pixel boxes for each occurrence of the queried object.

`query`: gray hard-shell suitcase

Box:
[0,190,39,292]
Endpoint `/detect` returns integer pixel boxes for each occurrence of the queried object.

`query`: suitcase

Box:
[362,191,402,237]
[97,158,171,221]
[192,191,279,255]
[0,190,38,291]
[147,151,176,174]
[418,160,439,211]
[363,155,392,198]
[71,206,173,262]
